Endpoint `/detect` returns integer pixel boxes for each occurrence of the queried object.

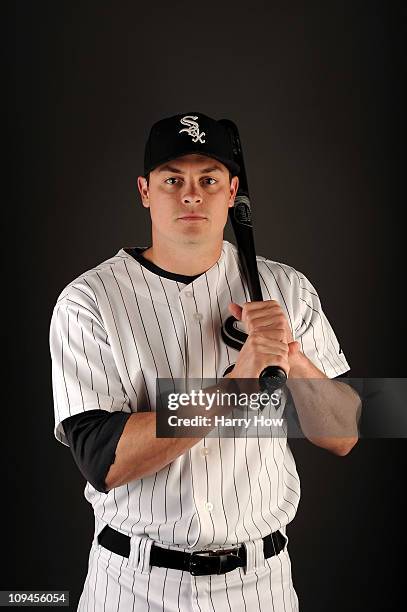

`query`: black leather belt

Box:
[98,525,287,576]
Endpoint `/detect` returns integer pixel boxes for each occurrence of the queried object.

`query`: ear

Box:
[228,175,239,207]
[137,176,150,208]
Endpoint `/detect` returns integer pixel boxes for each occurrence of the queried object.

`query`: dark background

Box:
[7,1,406,610]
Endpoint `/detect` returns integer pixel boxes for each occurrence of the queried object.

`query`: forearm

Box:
[105,377,235,491]
[105,412,202,490]
[287,351,360,454]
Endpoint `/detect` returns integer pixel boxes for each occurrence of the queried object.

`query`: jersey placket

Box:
[177,280,221,547]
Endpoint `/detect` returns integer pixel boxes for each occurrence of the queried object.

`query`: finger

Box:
[246,314,287,330]
[228,302,243,321]
[242,305,286,327]
[250,329,288,343]
[255,342,288,355]
[255,344,289,357]
[253,339,288,353]
[241,299,281,313]
[250,323,294,344]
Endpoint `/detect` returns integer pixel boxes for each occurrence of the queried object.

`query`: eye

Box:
[163,176,217,186]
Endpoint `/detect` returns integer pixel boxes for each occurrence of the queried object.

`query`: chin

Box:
[178,226,208,239]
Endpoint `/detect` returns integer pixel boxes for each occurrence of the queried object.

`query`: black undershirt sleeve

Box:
[61,410,132,494]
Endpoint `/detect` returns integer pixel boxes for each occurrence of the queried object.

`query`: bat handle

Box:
[259,366,287,393]
[249,292,288,392]
[221,316,288,391]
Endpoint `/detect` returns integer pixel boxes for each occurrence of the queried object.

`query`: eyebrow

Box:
[157,164,225,174]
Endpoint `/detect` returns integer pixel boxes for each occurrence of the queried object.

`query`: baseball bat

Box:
[219,119,287,393]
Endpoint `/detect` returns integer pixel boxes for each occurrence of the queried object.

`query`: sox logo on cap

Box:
[179,115,206,143]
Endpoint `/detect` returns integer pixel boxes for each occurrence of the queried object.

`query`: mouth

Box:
[178,215,207,221]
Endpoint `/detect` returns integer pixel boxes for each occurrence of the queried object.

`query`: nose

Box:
[181,184,203,206]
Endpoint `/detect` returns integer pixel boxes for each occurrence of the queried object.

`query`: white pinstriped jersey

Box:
[49,240,349,550]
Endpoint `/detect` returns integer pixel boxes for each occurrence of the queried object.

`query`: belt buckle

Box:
[189,547,243,576]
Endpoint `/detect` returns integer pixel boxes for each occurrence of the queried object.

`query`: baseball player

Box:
[49,112,358,611]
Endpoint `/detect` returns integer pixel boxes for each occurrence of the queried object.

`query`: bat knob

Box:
[259,366,287,393]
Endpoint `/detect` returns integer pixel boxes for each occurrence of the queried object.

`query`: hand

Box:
[228,300,300,379]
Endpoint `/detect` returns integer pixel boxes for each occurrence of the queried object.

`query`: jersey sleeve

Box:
[61,410,131,493]
[293,271,350,378]
[49,288,131,446]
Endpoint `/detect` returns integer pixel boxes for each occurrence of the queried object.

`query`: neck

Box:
[142,239,224,276]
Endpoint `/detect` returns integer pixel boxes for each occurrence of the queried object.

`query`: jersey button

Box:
[193,312,203,321]
[201,447,210,456]
[205,502,214,512]
[185,291,193,298]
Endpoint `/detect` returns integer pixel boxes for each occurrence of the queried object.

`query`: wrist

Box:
[288,350,326,379]
[287,350,309,378]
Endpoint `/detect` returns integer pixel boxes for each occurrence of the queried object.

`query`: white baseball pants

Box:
[77,533,299,611]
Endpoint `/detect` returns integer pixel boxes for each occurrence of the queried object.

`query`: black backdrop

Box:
[7,1,406,610]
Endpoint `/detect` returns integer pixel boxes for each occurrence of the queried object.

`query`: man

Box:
[49,111,359,611]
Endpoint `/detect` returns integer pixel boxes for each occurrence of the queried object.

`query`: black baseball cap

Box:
[144,111,240,178]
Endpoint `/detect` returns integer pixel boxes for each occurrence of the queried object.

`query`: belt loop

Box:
[279,525,288,548]
[127,534,153,574]
[93,518,106,548]
[92,521,106,547]
[254,537,266,569]
[243,537,266,575]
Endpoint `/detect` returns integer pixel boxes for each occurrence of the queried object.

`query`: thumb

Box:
[228,302,243,321]
[288,341,300,357]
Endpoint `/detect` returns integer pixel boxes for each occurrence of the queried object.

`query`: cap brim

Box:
[145,151,240,178]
